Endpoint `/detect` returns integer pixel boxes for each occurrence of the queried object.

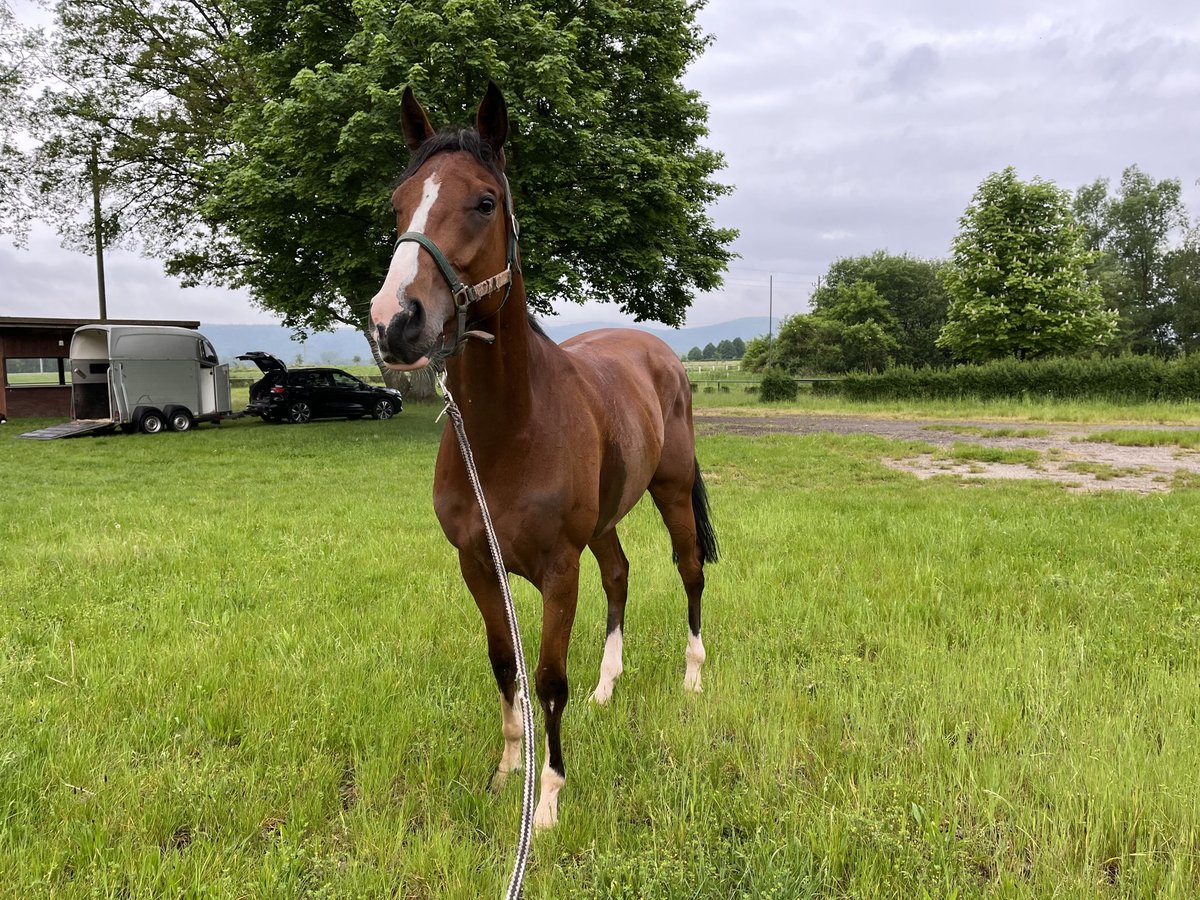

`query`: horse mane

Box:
[528,314,552,343]
[394,127,503,187]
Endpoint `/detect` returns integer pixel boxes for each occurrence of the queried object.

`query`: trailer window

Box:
[4,358,70,386]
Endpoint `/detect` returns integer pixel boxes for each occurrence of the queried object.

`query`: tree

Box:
[746,313,844,375]
[686,346,703,361]
[0,2,43,231]
[1073,166,1189,354]
[701,342,717,360]
[740,335,768,372]
[1167,233,1200,352]
[938,167,1116,362]
[6,0,735,371]
[811,251,950,368]
[730,336,745,358]
[715,339,735,360]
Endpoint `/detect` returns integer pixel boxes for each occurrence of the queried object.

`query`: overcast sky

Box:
[3,0,1199,330]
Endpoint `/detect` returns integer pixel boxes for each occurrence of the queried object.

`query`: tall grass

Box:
[2,411,1199,896]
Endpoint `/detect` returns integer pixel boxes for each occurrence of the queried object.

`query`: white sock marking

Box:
[533,738,565,830]
[684,630,705,693]
[591,627,624,705]
[490,691,524,791]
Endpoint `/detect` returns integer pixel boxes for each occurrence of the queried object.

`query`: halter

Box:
[393,172,520,367]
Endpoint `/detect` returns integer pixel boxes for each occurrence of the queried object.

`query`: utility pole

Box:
[766,274,774,368]
[90,143,108,320]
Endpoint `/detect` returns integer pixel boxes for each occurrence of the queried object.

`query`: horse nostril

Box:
[381,298,428,363]
[401,298,426,344]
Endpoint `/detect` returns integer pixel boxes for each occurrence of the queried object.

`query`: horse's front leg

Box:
[533,557,581,829]
[459,550,524,792]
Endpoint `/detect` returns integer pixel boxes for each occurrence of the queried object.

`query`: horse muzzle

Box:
[374,297,434,369]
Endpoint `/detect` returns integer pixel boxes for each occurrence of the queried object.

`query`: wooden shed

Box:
[0,317,200,420]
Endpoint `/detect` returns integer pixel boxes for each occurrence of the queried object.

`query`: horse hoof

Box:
[590,685,613,705]
[683,673,703,693]
[533,804,559,830]
[489,766,517,793]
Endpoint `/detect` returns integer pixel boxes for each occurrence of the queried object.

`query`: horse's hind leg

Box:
[650,462,714,694]
[588,529,629,705]
[459,550,524,792]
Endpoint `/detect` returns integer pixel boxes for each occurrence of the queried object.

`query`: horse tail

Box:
[691,457,719,565]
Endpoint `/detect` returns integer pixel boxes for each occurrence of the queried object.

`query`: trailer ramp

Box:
[19,419,117,440]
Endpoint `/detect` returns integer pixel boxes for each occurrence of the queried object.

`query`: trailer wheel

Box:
[139,410,166,434]
[168,409,195,432]
[287,401,312,424]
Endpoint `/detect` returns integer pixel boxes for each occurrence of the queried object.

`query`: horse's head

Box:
[370,83,514,370]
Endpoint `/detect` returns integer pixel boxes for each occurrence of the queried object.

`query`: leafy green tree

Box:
[730,336,745,358]
[0,2,44,232]
[701,342,717,361]
[1073,166,1189,353]
[740,335,768,372]
[715,339,735,360]
[760,313,845,374]
[1167,234,1200,352]
[938,167,1116,362]
[6,0,735,364]
[811,252,950,368]
[686,346,703,362]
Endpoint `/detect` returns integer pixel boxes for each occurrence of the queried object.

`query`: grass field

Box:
[2,402,1200,897]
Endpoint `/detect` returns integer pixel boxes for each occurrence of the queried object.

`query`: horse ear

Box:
[401,86,435,153]
[476,81,509,162]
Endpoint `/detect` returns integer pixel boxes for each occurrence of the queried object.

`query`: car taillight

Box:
[270,386,285,394]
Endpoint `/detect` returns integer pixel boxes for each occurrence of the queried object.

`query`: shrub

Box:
[759,367,798,402]
[814,354,1200,402]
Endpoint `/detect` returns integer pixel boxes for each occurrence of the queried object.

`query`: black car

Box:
[237,352,403,424]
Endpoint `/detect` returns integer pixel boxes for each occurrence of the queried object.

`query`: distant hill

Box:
[204,317,774,366]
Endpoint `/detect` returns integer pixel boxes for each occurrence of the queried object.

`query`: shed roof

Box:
[0,316,201,330]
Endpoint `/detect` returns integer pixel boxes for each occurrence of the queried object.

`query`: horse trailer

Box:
[22,325,232,439]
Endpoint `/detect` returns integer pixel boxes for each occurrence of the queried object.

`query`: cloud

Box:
[3,0,1199,332]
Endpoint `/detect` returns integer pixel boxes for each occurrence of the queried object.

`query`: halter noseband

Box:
[393,173,520,366]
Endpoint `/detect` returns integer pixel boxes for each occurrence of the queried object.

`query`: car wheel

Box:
[168,410,194,432]
[372,399,396,420]
[287,401,312,424]
[140,410,166,434]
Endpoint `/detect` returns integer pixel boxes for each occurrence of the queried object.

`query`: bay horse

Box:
[369,83,718,829]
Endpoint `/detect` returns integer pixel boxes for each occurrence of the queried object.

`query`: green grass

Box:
[3,408,1200,896]
[938,442,1044,466]
[700,389,1200,425]
[924,425,1053,439]
[1082,429,1200,449]
[1061,461,1152,482]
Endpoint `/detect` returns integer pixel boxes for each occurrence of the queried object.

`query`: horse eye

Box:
[477,197,497,215]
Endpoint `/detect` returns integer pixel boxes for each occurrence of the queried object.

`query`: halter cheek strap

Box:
[392,174,520,363]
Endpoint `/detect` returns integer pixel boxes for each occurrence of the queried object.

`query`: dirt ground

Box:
[696,412,1200,494]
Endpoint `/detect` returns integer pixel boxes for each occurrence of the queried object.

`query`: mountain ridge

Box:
[203,316,775,365]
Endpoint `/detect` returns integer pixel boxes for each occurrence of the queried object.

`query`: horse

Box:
[368,83,718,829]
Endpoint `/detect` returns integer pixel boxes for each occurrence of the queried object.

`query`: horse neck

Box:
[444,277,545,434]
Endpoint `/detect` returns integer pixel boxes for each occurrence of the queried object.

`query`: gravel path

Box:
[696,412,1200,493]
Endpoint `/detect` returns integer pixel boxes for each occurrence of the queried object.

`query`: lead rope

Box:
[436,370,536,899]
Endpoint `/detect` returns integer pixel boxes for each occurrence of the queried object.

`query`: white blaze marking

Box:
[684,630,705,693]
[591,627,624,705]
[370,173,441,323]
[533,738,565,830]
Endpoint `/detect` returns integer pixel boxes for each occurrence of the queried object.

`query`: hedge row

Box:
[810,354,1200,402]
